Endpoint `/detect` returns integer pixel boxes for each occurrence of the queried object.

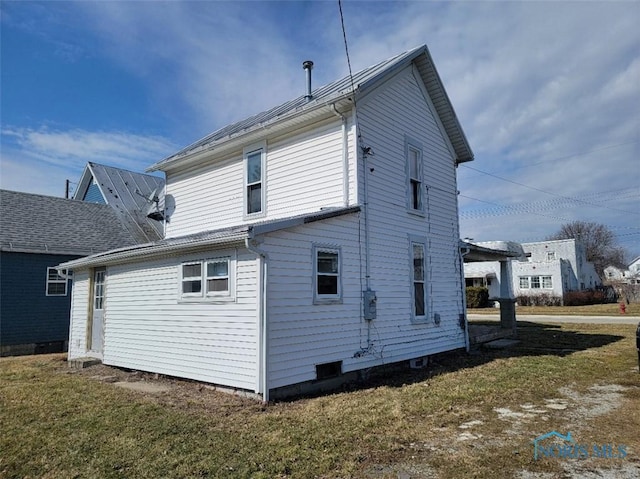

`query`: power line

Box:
[460,187,639,220]
[460,163,639,216]
[464,140,638,173]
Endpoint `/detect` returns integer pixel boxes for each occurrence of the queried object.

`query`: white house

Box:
[604,256,640,285]
[59,45,474,400]
[464,239,601,304]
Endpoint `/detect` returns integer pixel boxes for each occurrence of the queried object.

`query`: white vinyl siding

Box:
[69,250,259,391]
[264,66,466,390]
[164,120,357,238]
[68,271,90,359]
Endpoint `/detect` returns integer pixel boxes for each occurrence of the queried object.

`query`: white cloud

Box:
[0,127,174,197]
[2,1,638,255]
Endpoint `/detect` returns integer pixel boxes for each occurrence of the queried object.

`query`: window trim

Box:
[409,235,429,323]
[205,257,232,298]
[405,136,425,215]
[519,275,553,290]
[313,244,342,304]
[243,141,267,219]
[181,261,203,298]
[178,252,236,303]
[46,267,68,296]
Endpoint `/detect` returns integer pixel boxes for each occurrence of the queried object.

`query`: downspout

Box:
[330,104,349,207]
[362,144,372,290]
[460,244,471,352]
[245,235,269,403]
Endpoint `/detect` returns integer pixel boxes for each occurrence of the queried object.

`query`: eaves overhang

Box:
[58,206,361,271]
[461,240,523,262]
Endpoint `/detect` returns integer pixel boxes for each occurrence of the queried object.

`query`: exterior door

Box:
[89,268,106,354]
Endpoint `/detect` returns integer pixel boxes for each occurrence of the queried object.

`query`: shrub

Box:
[563,289,607,306]
[466,286,490,308]
[517,293,562,307]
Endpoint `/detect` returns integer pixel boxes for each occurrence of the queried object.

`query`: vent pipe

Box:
[303,60,314,101]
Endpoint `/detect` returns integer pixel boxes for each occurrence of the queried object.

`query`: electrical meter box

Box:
[363,289,377,321]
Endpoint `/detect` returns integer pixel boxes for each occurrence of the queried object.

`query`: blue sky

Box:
[1,1,639,259]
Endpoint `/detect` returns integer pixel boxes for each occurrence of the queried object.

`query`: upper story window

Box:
[179,253,235,302]
[46,267,68,296]
[244,142,266,217]
[313,246,341,304]
[407,141,424,213]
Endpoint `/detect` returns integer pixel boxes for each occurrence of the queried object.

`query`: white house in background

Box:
[604,256,640,285]
[59,45,474,400]
[464,239,601,303]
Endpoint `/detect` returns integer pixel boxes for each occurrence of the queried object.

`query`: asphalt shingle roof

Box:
[0,189,139,255]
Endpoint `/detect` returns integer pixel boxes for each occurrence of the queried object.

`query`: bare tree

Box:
[547,221,626,276]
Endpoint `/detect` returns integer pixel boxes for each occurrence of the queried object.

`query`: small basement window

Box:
[316,361,342,380]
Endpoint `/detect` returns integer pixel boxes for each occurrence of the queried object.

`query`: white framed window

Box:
[313,245,342,304]
[244,142,266,217]
[179,254,235,302]
[405,137,424,214]
[205,258,230,297]
[46,267,68,296]
[181,262,202,296]
[520,275,552,290]
[409,235,428,322]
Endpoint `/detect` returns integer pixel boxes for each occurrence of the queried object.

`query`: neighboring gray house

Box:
[0,190,137,356]
[61,45,476,400]
[464,238,601,304]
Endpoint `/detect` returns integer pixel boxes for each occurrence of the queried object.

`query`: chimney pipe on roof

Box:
[303,60,314,101]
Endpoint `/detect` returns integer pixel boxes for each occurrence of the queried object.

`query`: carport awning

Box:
[461,241,522,262]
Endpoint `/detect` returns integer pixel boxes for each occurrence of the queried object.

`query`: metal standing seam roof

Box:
[0,189,139,255]
[149,45,473,172]
[75,162,165,243]
[57,206,361,270]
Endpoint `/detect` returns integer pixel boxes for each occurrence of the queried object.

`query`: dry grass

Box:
[468,302,640,316]
[1,322,639,479]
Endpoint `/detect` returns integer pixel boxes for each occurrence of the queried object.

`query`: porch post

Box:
[498,260,517,337]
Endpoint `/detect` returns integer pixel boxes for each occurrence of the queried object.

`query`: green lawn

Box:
[1,322,639,478]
